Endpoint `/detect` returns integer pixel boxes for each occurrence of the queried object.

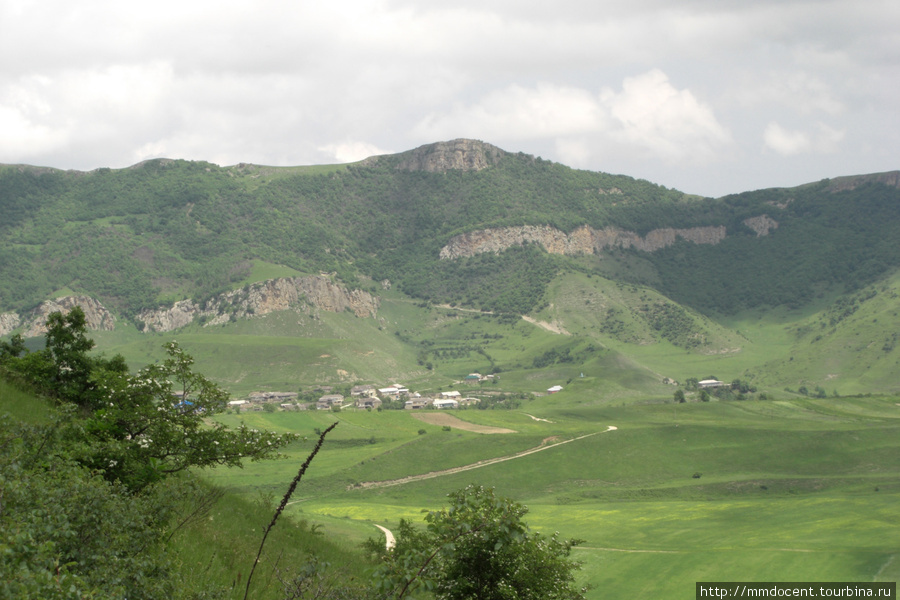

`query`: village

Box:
[226,373,566,412]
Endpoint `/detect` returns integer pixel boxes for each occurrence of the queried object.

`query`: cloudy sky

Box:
[1,0,897,197]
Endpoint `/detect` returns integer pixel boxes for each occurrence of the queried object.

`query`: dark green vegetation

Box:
[3,147,898,319]
[366,485,585,600]
[0,380,371,599]
[0,315,317,598]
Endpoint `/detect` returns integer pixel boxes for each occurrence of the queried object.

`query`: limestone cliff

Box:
[826,171,900,193]
[3,277,378,337]
[0,312,21,337]
[439,223,730,260]
[394,139,505,172]
[138,276,379,333]
[22,295,116,337]
[742,215,779,237]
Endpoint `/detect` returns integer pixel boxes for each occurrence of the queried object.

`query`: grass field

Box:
[203,393,900,598]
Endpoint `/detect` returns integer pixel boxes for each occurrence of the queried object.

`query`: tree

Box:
[369,485,586,600]
[1,307,128,409]
[674,389,686,403]
[0,333,26,360]
[43,307,97,404]
[82,340,301,491]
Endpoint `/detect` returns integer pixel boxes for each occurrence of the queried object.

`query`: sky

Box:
[1,0,898,198]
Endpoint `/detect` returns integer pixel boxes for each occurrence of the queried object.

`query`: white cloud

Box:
[604,69,732,164]
[318,141,393,163]
[413,83,607,141]
[414,70,731,167]
[738,71,844,116]
[763,121,845,156]
[763,122,811,156]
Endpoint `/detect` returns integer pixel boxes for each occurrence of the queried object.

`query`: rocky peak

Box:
[395,139,505,173]
[826,171,900,193]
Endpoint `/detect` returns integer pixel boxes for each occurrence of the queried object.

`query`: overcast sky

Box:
[1,0,897,197]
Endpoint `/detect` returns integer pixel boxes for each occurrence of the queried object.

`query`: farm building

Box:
[316,394,344,410]
[698,379,726,388]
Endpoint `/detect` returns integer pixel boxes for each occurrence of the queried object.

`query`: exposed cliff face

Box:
[138,276,379,333]
[827,171,900,193]
[742,215,779,236]
[3,277,378,336]
[395,139,505,172]
[0,312,21,337]
[23,295,116,337]
[439,223,730,260]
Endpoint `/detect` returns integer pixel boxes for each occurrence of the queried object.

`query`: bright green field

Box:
[204,395,900,599]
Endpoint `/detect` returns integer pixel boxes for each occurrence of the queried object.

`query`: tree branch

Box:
[243,422,337,600]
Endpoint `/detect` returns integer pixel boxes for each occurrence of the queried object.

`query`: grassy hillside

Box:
[77,261,900,400]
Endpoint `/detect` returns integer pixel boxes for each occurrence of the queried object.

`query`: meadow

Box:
[204,393,900,598]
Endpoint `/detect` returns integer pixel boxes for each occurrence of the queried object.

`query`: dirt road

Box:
[354,426,617,490]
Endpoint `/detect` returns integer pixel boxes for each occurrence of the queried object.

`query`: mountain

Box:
[1,139,899,394]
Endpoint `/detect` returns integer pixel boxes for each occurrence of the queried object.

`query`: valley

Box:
[204,395,900,598]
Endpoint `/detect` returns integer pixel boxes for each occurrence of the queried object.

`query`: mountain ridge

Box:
[1,139,899,393]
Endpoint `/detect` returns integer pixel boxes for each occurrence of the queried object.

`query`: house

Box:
[228,400,248,407]
[316,394,344,410]
[351,384,377,397]
[248,391,298,403]
[547,385,563,393]
[433,398,459,409]
[356,397,382,409]
[459,397,480,406]
[698,379,726,389]
[465,373,482,383]
[379,384,409,396]
[404,398,432,410]
[440,390,461,399]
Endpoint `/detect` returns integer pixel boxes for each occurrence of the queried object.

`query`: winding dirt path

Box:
[374,524,395,550]
[353,426,617,490]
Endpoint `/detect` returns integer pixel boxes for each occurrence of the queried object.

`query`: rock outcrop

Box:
[0,312,21,337]
[2,277,378,337]
[439,224,728,260]
[138,276,379,333]
[827,171,900,193]
[22,295,116,337]
[395,139,505,173]
[742,215,779,237]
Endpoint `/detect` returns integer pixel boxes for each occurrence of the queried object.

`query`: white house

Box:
[698,379,726,389]
[547,385,563,393]
[379,384,409,396]
[433,398,459,409]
